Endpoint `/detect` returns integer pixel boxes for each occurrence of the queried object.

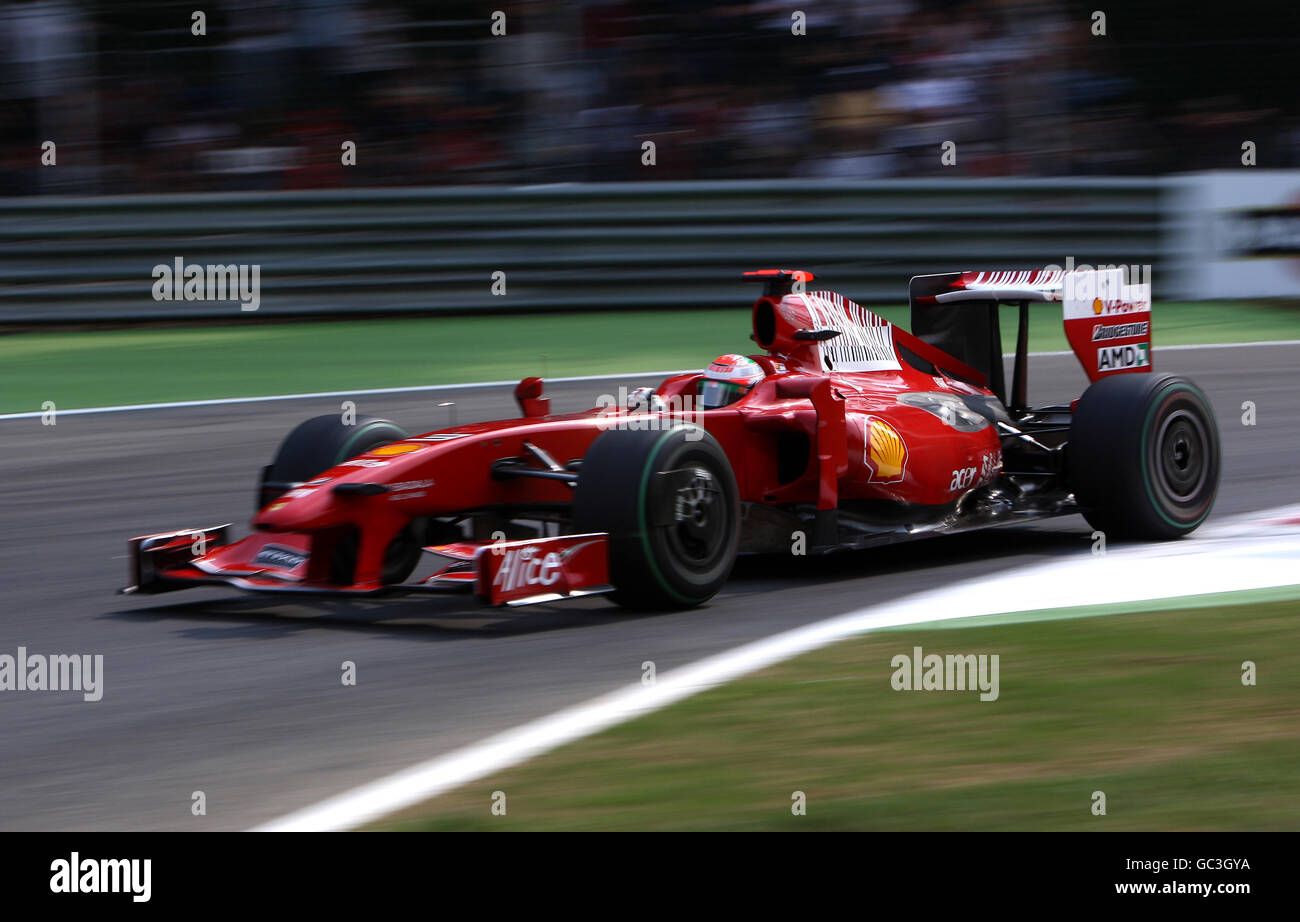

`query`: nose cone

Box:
[254,483,340,530]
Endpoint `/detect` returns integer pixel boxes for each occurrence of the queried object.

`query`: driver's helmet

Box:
[700,354,764,408]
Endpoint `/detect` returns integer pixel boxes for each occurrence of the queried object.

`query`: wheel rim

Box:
[1151,407,1210,507]
[663,465,729,570]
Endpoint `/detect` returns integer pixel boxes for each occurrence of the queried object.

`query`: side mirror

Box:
[514,377,550,418]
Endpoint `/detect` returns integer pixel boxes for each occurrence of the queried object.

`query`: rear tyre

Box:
[573,425,739,610]
[1069,373,1220,539]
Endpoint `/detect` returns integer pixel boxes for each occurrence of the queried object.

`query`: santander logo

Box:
[492,546,564,593]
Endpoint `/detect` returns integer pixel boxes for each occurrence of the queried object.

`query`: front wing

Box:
[121,527,613,608]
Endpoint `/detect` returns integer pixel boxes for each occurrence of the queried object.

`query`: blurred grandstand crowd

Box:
[0,0,1295,194]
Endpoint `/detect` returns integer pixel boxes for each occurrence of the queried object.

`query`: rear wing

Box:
[909,268,1152,410]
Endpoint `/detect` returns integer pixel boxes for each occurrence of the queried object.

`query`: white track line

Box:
[1157,339,1300,350]
[4,339,1299,422]
[1018,340,1300,359]
[252,503,1300,832]
[0,370,693,421]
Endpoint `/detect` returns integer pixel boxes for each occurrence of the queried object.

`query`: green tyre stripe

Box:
[334,420,407,465]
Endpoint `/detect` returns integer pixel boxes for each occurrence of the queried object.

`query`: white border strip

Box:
[5,339,1299,422]
[252,505,1300,832]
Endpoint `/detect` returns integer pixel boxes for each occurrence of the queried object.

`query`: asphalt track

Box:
[0,346,1294,830]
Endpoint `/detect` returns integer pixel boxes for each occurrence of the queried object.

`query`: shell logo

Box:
[864,416,908,484]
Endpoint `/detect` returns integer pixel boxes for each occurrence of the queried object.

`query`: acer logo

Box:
[492,546,563,593]
[949,466,977,492]
[950,450,1000,493]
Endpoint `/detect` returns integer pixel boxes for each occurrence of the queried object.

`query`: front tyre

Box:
[258,414,409,511]
[574,425,740,610]
[1069,373,1220,539]
[259,413,422,586]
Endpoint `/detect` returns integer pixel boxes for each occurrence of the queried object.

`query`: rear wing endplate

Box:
[909,268,1152,409]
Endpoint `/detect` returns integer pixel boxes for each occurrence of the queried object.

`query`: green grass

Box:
[373,598,1300,831]
[1,301,1297,414]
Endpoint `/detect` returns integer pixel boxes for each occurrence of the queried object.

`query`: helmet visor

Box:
[700,379,746,409]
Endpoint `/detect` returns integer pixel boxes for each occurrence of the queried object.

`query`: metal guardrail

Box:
[0,179,1163,323]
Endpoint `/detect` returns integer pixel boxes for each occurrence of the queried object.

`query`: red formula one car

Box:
[123,268,1220,610]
